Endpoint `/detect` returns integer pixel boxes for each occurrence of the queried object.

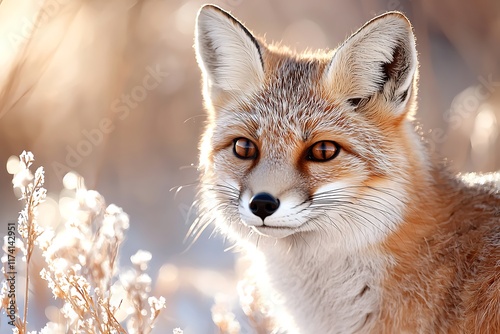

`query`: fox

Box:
[194,4,500,333]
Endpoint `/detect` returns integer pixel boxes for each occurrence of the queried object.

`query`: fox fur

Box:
[194,4,500,333]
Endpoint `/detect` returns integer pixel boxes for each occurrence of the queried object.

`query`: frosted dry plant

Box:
[211,294,241,334]
[40,187,130,333]
[211,261,284,334]
[211,282,283,334]
[0,152,167,333]
[237,277,280,334]
[39,179,167,333]
[119,250,166,334]
[0,150,47,332]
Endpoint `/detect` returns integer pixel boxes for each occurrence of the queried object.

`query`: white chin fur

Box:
[252,226,296,238]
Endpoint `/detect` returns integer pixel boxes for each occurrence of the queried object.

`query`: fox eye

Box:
[233,138,258,160]
[306,141,340,162]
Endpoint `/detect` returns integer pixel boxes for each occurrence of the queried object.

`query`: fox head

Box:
[194,5,425,251]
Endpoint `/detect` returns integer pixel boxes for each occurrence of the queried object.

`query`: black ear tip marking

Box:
[348,98,362,107]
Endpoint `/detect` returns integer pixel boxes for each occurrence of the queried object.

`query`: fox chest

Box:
[265,255,382,334]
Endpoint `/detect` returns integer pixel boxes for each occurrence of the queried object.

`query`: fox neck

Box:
[259,238,386,333]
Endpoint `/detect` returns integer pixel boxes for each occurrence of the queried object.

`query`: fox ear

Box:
[195,5,264,103]
[324,12,417,115]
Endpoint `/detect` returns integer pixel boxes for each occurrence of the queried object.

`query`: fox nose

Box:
[249,192,280,221]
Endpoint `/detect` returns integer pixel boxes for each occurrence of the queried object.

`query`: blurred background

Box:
[0,0,499,332]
